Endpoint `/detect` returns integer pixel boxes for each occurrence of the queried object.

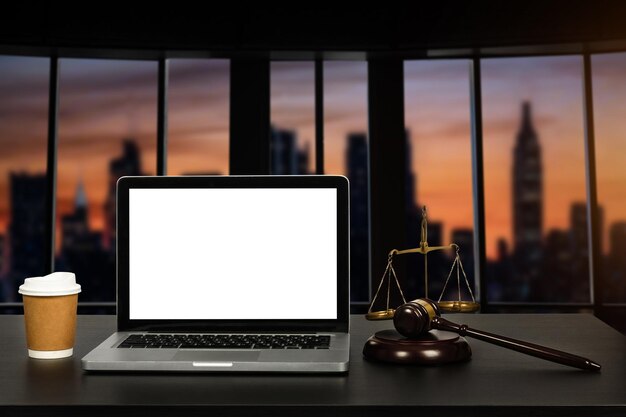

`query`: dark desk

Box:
[1,314,625,417]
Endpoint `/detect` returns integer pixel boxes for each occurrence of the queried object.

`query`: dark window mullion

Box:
[315,58,324,175]
[469,57,488,312]
[230,58,270,174]
[44,56,59,272]
[368,59,407,304]
[157,57,168,175]
[582,53,602,308]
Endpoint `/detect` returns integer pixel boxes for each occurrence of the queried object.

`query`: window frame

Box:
[0,44,623,317]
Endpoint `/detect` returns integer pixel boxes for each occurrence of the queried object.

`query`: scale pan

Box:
[438,300,480,313]
[365,309,395,321]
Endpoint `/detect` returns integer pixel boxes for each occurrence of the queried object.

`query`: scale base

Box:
[363,329,472,365]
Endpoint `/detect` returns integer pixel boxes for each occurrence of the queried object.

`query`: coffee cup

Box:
[18,272,81,359]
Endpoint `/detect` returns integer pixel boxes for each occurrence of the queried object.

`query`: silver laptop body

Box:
[82,175,350,372]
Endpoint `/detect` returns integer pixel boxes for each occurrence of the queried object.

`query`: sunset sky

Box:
[482,56,588,257]
[0,54,625,260]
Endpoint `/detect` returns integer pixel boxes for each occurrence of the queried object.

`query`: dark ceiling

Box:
[2,2,626,55]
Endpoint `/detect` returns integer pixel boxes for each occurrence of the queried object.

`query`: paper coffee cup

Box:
[19,272,81,359]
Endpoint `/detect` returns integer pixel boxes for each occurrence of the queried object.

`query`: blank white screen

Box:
[128,188,337,320]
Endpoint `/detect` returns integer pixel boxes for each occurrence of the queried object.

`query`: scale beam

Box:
[393,244,457,256]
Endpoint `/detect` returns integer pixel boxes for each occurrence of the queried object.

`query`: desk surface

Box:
[1,313,625,417]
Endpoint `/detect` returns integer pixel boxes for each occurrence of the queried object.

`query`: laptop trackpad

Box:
[173,351,260,362]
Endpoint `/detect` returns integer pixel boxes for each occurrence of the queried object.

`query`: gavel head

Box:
[393,298,441,338]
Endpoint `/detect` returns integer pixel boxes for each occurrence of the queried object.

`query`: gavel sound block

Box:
[363,299,472,365]
[362,328,472,365]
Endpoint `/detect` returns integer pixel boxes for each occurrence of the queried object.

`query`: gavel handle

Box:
[432,317,601,371]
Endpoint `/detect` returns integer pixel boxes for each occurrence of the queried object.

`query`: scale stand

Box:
[366,206,479,320]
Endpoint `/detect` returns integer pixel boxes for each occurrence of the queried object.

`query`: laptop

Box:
[81,175,350,372]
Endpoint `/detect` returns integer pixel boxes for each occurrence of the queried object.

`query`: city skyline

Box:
[1,56,625,261]
[0,122,624,303]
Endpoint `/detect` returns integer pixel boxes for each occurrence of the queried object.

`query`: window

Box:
[2,48,626,327]
[270,62,315,175]
[482,56,590,303]
[404,60,475,300]
[167,59,230,175]
[592,52,626,304]
[55,59,158,302]
[0,56,49,302]
[324,61,369,302]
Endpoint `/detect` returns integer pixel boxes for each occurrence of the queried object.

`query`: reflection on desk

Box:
[0,314,625,417]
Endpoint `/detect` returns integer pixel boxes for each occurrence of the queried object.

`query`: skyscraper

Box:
[61,180,91,253]
[512,102,543,299]
[569,202,597,301]
[270,127,297,174]
[450,228,475,296]
[404,130,426,299]
[570,203,589,258]
[608,222,626,302]
[103,140,142,251]
[9,173,47,298]
[270,126,310,175]
[540,229,572,300]
[0,233,5,275]
[420,220,446,298]
[59,180,111,301]
[609,222,626,259]
[405,129,418,218]
[0,233,5,302]
[346,133,369,302]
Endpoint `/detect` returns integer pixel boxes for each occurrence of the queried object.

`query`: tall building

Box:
[0,233,5,302]
[59,180,111,301]
[103,140,142,251]
[405,129,418,219]
[270,126,310,175]
[450,228,475,296]
[569,202,592,302]
[512,102,543,299]
[497,238,509,262]
[570,202,591,259]
[488,237,513,301]
[9,173,47,298]
[61,180,89,253]
[403,130,426,299]
[297,142,311,175]
[0,234,5,274]
[607,222,626,302]
[419,220,446,298]
[270,127,297,174]
[426,221,443,247]
[346,133,369,302]
[535,202,601,302]
[539,229,572,301]
[609,222,626,258]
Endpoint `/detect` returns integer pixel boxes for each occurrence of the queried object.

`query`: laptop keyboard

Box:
[118,334,331,350]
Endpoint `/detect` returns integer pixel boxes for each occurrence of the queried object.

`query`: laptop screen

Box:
[128,188,338,321]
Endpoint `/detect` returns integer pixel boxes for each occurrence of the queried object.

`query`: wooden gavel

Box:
[393,299,601,371]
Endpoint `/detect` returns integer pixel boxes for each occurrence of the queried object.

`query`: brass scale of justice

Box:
[366,206,479,321]
[361,206,479,365]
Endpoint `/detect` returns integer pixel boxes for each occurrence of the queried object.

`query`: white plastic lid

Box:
[18,272,81,297]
